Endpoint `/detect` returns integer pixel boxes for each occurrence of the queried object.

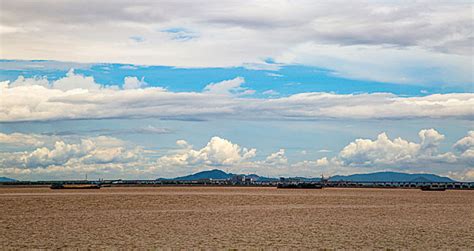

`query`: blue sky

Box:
[0,1,473,181]
[0,60,470,96]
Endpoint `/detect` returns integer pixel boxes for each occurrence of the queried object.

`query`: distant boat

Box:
[50,183,101,189]
[420,185,446,191]
[277,183,322,189]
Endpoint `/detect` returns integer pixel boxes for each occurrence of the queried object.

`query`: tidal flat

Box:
[0,187,473,249]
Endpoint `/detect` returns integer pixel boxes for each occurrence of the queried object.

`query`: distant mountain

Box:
[0,177,17,182]
[159,170,455,183]
[171,169,233,181]
[160,169,278,182]
[329,172,454,182]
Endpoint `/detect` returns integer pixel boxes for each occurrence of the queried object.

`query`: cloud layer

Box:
[0,134,145,179]
[1,129,473,181]
[1,1,472,84]
[1,71,473,122]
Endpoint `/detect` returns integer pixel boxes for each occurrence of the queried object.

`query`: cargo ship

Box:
[420,185,446,191]
[50,183,101,189]
[277,183,323,189]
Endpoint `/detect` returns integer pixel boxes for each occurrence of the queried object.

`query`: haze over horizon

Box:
[0,1,473,181]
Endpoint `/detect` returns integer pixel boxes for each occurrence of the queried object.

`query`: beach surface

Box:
[0,186,473,249]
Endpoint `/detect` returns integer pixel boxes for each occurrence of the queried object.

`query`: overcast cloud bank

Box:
[1,1,472,84]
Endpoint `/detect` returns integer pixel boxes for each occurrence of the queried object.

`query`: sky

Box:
[0,1,473,181]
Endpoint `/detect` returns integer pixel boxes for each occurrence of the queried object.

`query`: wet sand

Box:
[0,187,473,249]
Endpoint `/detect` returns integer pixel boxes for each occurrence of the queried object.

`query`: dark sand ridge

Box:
[1,187,473,249]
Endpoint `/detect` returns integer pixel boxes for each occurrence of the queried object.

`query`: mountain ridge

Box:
[171,169,233,181]
[329,171,454,182]
[0,177,17,182]
[158,169,456,182]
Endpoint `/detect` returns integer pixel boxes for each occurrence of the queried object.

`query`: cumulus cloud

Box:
[147,129,474,179]
[123,76,147,89]
[157,137,256,169]
[337,129,455,167]
[1,73,473,122]
[454,131,474,153]
[453,131,474,165]
[1,130,474,181]
[264,149,288,165]
[52,69,101,91]
[7,68,106,91]
[9,76,49,88]
[287,129,474,180]
[0,134,143,170]
[25,140,96,168]
[306,129,473,178]
[419,129,445,154]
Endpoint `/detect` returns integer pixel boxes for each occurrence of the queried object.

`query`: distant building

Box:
[231,175,245,184]
[230,175,254,185]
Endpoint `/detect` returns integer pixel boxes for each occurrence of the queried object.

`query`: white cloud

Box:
[264,149,288,165]
[419,128,445,154]
[307,129,474,176]
[446,168,474,182]
[0,134,142,169]
[132,125,170,134]
[337,129,452,167]
[453,131,474,165]
[315,157,329,167]
[176,139,191,148]
[203,77,253,96]
[123,76,147,89]
[52,69,101,91]
[25,140,95,168]
[0,132,46,147]
[276,43,473,84]
[1,73,473,122]
[1,130,474,181]
[265,73,283,78]
[262,89,279,96]
[9,76,49,88]
[296,130,474,179]
[1,1,472,84]
[339,132,419,166]
[453,131,474,153]
[157,136,256,168]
